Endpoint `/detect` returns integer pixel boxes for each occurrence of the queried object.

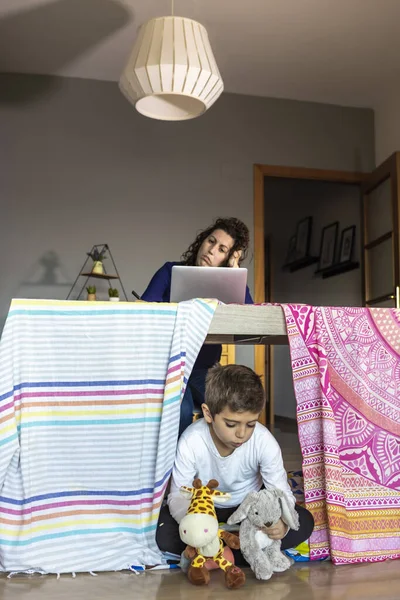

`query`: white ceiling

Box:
[1,0,400,109]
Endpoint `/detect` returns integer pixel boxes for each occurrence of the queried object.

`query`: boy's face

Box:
[201,404,260,457]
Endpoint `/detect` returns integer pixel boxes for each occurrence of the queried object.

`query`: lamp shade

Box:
[119,17,224,121]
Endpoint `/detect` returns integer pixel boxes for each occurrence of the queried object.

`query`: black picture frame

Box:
[339,225,356,263]
[318,222,338,270]
[295,216,313,260]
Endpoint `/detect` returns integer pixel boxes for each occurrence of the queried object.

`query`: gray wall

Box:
[375,95,400,164]
[265,178,362,418]
[1,74,375,370]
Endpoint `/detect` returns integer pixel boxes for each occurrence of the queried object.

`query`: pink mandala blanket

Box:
[283,305,400,564]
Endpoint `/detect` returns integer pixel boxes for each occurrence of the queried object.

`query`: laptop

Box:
[170,265,248,304]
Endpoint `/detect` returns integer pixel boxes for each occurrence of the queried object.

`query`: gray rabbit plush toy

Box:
[227,486,299,581]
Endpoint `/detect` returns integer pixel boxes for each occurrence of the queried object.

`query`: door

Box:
[362,152,400,308]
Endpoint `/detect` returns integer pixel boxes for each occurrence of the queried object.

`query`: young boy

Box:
[156,364,314,563]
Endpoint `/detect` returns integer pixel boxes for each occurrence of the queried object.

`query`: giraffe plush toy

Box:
[179,478,246,589]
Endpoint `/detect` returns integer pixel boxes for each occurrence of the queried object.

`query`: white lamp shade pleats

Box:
[119,17,224,121]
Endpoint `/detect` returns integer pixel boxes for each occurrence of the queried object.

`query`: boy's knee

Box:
[156,525,168,552]
[156,507,185,555]
[300,506,315,539]
[156,524,185,555]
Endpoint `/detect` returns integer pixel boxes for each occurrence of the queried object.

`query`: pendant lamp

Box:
[119,4,224,121]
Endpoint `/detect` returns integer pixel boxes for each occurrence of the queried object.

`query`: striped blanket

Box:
[284,305,400,564]
[0,298,217,573]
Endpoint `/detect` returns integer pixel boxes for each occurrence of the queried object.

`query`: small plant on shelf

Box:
[108,288,120,302]
[87,248,107,275]
[86,285,97,301]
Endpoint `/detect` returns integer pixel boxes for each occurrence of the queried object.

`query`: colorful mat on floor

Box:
[283,305,400,564]
[0,298,217,573]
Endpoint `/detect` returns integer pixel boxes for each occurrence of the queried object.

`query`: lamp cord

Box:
[171,0,174,15]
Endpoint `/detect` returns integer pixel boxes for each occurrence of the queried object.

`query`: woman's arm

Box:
[141,262,172,302]
[245,287,253,304]
[227,250,253,304]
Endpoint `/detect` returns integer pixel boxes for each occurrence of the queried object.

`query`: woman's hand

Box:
[261,518,288,540]
[228,250,242,268]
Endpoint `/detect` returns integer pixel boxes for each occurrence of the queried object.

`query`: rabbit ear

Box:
[227,492,258,524]
[278,495,300,531]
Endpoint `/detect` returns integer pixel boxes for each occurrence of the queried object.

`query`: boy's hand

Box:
[261,518,288,540]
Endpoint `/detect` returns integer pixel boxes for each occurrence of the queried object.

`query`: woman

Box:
[141,217,253,435]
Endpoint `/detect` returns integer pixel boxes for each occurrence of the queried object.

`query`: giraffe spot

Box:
[221,560,227,566]
[196,490,202,498]
[208,511,214,516]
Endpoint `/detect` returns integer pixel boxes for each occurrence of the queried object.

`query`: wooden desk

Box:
[205,304,288,345]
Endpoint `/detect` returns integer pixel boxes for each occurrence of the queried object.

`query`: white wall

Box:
[265,179,362,419]
[1,74,375,369]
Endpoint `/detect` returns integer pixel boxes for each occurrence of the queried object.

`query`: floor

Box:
[2,561,400,600]
[2,422,400,599]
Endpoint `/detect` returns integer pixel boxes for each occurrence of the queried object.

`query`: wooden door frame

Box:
[362,152,400,307]
[254,164,366,426]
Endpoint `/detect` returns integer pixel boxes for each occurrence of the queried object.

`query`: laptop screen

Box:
[170,266,248,304]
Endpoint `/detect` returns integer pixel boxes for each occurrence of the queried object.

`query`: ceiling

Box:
[1,0,399,109]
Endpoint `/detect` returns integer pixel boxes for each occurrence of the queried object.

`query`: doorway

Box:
[253,164,365,426]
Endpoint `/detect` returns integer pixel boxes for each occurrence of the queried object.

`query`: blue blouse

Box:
[141,262,253,369]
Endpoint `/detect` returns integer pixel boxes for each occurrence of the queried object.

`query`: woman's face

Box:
[196,229,235,267]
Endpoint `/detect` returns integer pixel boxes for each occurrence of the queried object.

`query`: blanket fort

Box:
[284,305,400,564]
[0,298,217,573]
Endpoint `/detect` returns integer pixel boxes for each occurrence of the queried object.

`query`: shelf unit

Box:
[315,261,360,279]
[80,272,119,280]
[282,256,319,273]
[66,244,129,301]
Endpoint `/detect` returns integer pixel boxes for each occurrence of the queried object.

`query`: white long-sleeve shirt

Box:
[168,418,295,523]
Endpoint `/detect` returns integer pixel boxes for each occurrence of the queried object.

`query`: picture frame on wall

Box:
[318,222,338,270]
[295,216,313,260]
[339,225,356,263]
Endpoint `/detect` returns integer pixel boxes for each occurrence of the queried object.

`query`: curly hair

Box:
[181,217,250,266]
